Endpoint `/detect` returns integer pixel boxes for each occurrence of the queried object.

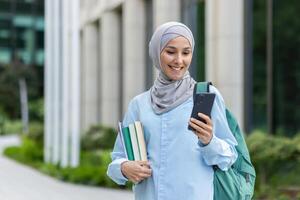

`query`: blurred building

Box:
[45,0,300,167]
[78,0,245,129]
[0,0,44,66]
[45,0,245,167]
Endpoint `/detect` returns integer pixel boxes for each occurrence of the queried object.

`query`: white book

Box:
[134,121,147,161]
[118,121,128,159]
[129,123,141,161]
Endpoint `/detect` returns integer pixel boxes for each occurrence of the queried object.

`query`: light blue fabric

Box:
[107,85,238,200]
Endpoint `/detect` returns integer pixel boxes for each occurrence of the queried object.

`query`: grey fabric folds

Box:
[149,21,196,114]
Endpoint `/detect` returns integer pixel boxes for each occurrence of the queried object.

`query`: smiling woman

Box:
[107,21,238,200]
[160,36,192,81]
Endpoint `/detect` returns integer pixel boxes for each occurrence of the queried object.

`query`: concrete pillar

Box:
[52,0,62,165]
[61,0,70,167]
[70,0,81,168]
[153,0,181,26]
[44,0,53,163]
[152,0,181,80]
[45,0,80,167]
[205,0,245,129]
[123,0,146,113]
[81,23,100,131]
[80,33,84,131]
[100,11,121,127]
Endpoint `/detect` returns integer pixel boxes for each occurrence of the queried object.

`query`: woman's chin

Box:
[169,74,184,81]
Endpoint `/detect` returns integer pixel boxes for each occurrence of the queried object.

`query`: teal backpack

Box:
[194,82,256,200]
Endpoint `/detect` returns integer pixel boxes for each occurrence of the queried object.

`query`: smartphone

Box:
[188,93,216,131]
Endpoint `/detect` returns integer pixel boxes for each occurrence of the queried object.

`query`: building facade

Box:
[78,0,245,129]
[45,0,246,167]
[0,0,44,66]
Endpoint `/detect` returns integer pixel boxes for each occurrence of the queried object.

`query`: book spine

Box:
[134,121,147,161]
[122,127,135,161]
[129,123,141,161]
[118,122,128,159]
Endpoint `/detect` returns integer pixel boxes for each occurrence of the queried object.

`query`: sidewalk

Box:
[0,135,134,200]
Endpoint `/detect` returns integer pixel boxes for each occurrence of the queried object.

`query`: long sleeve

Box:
[198,86,238,171]
[107,91,232,199]
[106,99,138,185]
[106,134,128,185]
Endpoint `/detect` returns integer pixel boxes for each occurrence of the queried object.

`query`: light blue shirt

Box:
[107,86,238,200]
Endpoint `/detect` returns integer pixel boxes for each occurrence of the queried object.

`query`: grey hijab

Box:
[149,21,196,114]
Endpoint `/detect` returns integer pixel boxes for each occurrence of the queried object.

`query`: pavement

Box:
[0,135,134,200]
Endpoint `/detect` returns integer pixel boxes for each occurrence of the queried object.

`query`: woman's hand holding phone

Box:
[189,113,213,145]
[188,92,215,145]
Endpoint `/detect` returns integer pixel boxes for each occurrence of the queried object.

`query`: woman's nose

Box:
[174,54,183,64]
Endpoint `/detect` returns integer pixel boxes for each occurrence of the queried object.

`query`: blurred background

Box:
[0,0,299,199]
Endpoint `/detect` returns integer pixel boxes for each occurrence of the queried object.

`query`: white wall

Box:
[122,0,146,113]
[81,23,100,131]
[205,0,245,129]
[100,11,121,127]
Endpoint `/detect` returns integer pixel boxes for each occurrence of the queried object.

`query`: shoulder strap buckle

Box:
[193,81,213,101]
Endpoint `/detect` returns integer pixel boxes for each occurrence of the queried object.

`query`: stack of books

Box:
[118,121,147,161]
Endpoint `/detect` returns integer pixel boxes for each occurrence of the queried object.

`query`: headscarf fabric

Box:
[149,21,196,114]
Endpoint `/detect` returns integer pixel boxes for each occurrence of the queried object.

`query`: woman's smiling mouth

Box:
[168,65,183,71]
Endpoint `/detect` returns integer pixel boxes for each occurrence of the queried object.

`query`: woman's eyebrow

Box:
[165,46,191,50]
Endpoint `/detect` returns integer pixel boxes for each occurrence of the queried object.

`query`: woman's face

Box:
[160,36,192,81]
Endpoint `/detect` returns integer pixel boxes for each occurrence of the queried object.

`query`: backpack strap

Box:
[193,82,213,101]
[194,81,218,171]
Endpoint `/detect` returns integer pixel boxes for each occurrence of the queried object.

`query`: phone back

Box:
[188,93,216,130]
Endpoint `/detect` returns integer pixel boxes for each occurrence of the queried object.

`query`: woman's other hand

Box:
[189,113,213,145]
[121,161,152,184]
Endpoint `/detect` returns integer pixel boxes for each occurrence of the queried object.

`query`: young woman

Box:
[107,21,237,200]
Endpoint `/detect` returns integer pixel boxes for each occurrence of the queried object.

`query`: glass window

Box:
[253,0,300,135]
[36,30,44,49]
[0,1,10,13]
[35,49,44,66]
[13,15,34,27]
[253,0,267,131]
[0,28,11,47]
[17,49,30,64]
[0,30,10,38]
[0,47,11,64]
[16,1,32,14]
[273,0,300,136]
[35,16,44,30]
[16,27,26,48]
[181,0,205,81]
[0,18,11,29]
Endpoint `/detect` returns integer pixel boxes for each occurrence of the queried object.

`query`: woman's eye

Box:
[166,51,175,55]
[183,51,190,55]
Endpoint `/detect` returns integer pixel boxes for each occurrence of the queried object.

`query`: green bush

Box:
[247,131,300,199]
[38,150,128,189]
[3,136,43,166]
[27,121,44,146]
[81,125,117,151]
[0,113,5,135]
[4,146,23,161]
[39,163,60,177]
[3,120,23,134]
[22,136,43,162]
[29,98,44,122]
